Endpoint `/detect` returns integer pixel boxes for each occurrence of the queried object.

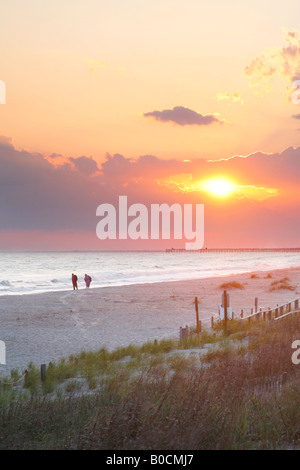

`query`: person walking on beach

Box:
[84,274,92,288]
[72,273,78,290]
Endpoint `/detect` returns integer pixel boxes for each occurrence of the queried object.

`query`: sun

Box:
[198,177,236,198]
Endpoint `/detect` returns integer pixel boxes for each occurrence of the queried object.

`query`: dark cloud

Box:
[101,147,300,190]
[143,106,221,126]
[1,137,300,248]
[69,156,99,175]
[207,146,300,188]
[49,153,63,159]
[0,140,103,231]
[291,114,300,119]
[101,153,187,181]
[0,135,14,148]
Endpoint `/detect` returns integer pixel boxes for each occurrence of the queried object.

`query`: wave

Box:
[1,251,300,296]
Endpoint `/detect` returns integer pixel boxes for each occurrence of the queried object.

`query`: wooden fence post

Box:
[268,310,272,321]
[180,326,189,341]
[223,290,228,331]
[280,306,284,316]
[41,364,47,383]
[195,297,200,336]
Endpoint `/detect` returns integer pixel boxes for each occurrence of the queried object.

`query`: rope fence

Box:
[238,297,300,323]
[0,371,28,386]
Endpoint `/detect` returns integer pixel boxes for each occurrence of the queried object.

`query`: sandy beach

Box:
[1,266,300,374]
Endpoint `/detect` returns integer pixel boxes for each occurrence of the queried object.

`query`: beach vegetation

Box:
[0,315,299,449]
[219,281,245,290]
[269,278,295,292]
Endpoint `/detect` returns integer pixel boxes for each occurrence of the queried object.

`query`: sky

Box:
[1,0,300,250]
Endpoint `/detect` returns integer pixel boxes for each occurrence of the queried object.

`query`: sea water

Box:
[1,250,300,296]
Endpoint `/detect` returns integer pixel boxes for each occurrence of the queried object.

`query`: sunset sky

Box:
[1,0,300,250]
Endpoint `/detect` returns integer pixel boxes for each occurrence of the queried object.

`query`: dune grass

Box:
[0,315,300,449]
[219,281,245,290]
[269,277,295,292]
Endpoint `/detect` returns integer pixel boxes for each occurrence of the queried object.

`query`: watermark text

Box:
[0,80,6,104]
[0,340,6,365]
[96,196,204,250]
[291,339,300,365]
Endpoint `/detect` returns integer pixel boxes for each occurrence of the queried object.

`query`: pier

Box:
[166,247,300,253]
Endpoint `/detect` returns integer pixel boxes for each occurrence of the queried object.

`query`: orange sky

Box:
[1,1,300,249]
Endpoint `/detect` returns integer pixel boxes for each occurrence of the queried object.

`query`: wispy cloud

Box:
[143,106,222,126]
[85,59,106,74]
[244,28,300,98]
[217,91,244,105]
[85,58,127,76]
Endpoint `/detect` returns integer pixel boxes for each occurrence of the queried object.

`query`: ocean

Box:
[1,250,300,296]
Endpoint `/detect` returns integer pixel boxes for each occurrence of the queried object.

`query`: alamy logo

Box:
[0,340,6,365]
[96,196,204,250]
[0,81,6,104]
[291,340,300,365]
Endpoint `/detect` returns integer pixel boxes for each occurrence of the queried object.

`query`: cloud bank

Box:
[1,137,300,248]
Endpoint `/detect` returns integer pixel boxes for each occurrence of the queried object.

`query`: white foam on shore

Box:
[1,250,300,296]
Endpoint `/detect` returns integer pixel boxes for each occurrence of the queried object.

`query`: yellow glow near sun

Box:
[156,174,278,201]
[198,178,237,197]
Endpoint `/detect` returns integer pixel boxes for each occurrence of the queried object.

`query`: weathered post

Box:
[223,290,228,331]
[41,364,47,383]
[268,310,272,321]
[280,306,284,316]
[195,296,200,336]
[255,297,258,313]
[180,326,189,341]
